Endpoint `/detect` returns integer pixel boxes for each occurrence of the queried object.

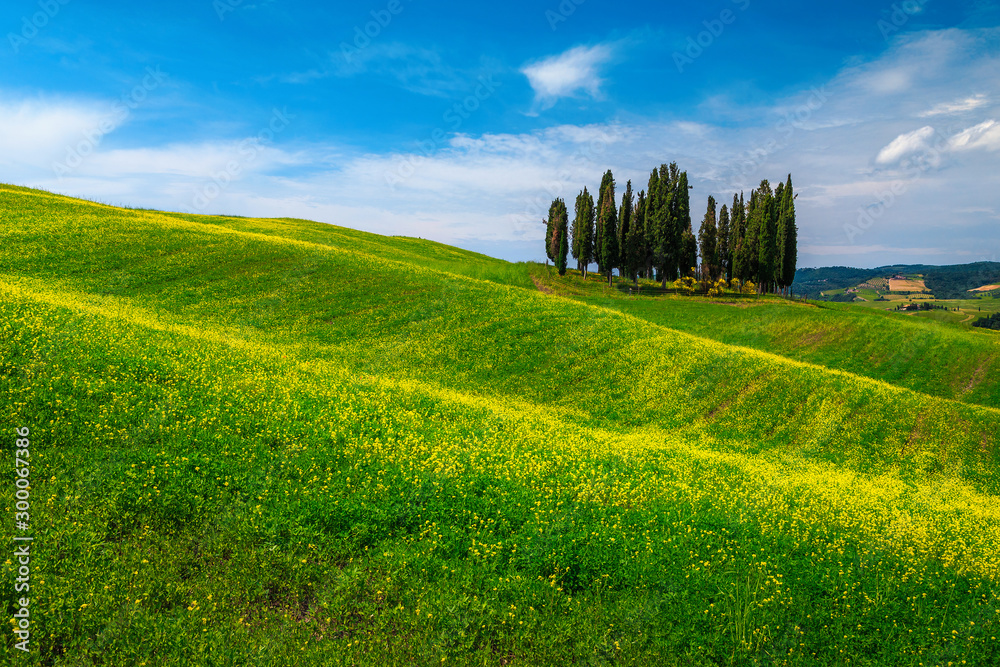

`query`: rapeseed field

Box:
[1,185,998,665]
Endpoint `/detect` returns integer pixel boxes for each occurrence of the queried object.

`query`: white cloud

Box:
[875,126,936,164]
[860,67,914,95]
[521,44,613,111]
[917,93,989,117]
[947,119,1000,152]
[0,98,110,169]
[873,118,1000,168]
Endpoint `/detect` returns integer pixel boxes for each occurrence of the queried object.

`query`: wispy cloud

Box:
[278,43,470,98]
[917,93,989,117]
[520,44,614,112]
[875,126,937,164]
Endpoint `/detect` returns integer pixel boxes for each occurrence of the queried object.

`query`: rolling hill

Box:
[793,262,1000,300]
[2,185,998,665]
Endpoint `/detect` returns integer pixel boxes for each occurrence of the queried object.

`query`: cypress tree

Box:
[674,171,692,279]
[618,180,633,258]
[772,181,784,293]
[732,192,744,248]
[777,174,798,295]
[737,192,748,279]
[698,195,718,282]
[647,167,668,285]
[717,203,731,281]
[618,181,634,281]
[731,193,746,282]
[572,187,596,278]
[755,180,777,293]
[554,198,569,276]
[742,190,760,286]
[660,165,674,282]
[652,162,682,286]
[681,223,698,278]
[628,189,647,285]
[571,190,582,265]
[544,199,559,262]
[599,195,619,286]
[643,171,659,281]
[595,170,615,275]
[783,175,797,292]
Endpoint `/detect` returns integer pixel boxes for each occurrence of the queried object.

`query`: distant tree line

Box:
[972,312,1000,331]
[899,302,940,312]
[794,262,1000,300]
[544,165,797,294]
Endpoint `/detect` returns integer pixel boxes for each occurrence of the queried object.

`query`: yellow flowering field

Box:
[1,185,998,665]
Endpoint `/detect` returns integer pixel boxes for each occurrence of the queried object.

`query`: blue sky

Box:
[1,0,999,268]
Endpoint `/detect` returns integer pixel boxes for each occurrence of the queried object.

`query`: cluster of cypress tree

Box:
[544,163,696,287]
[719,176,798,294]
[543,168,797,294]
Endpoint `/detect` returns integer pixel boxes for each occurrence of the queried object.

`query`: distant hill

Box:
[793,262,1000,300]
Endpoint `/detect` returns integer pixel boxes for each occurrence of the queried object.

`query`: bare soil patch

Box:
[889,278,928,292]
[530,276,553,294]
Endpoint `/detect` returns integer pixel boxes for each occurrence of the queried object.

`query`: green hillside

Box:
[530,268,1000,409]
[2,185,998,665]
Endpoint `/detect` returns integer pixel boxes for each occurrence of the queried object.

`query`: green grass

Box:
[2,185,999,665]
[530,267,1000,409]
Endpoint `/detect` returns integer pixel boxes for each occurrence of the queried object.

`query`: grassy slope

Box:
[2,186,999,665]
[530,266,1000,409]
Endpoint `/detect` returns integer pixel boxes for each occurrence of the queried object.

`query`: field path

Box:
[530,275,553,294]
